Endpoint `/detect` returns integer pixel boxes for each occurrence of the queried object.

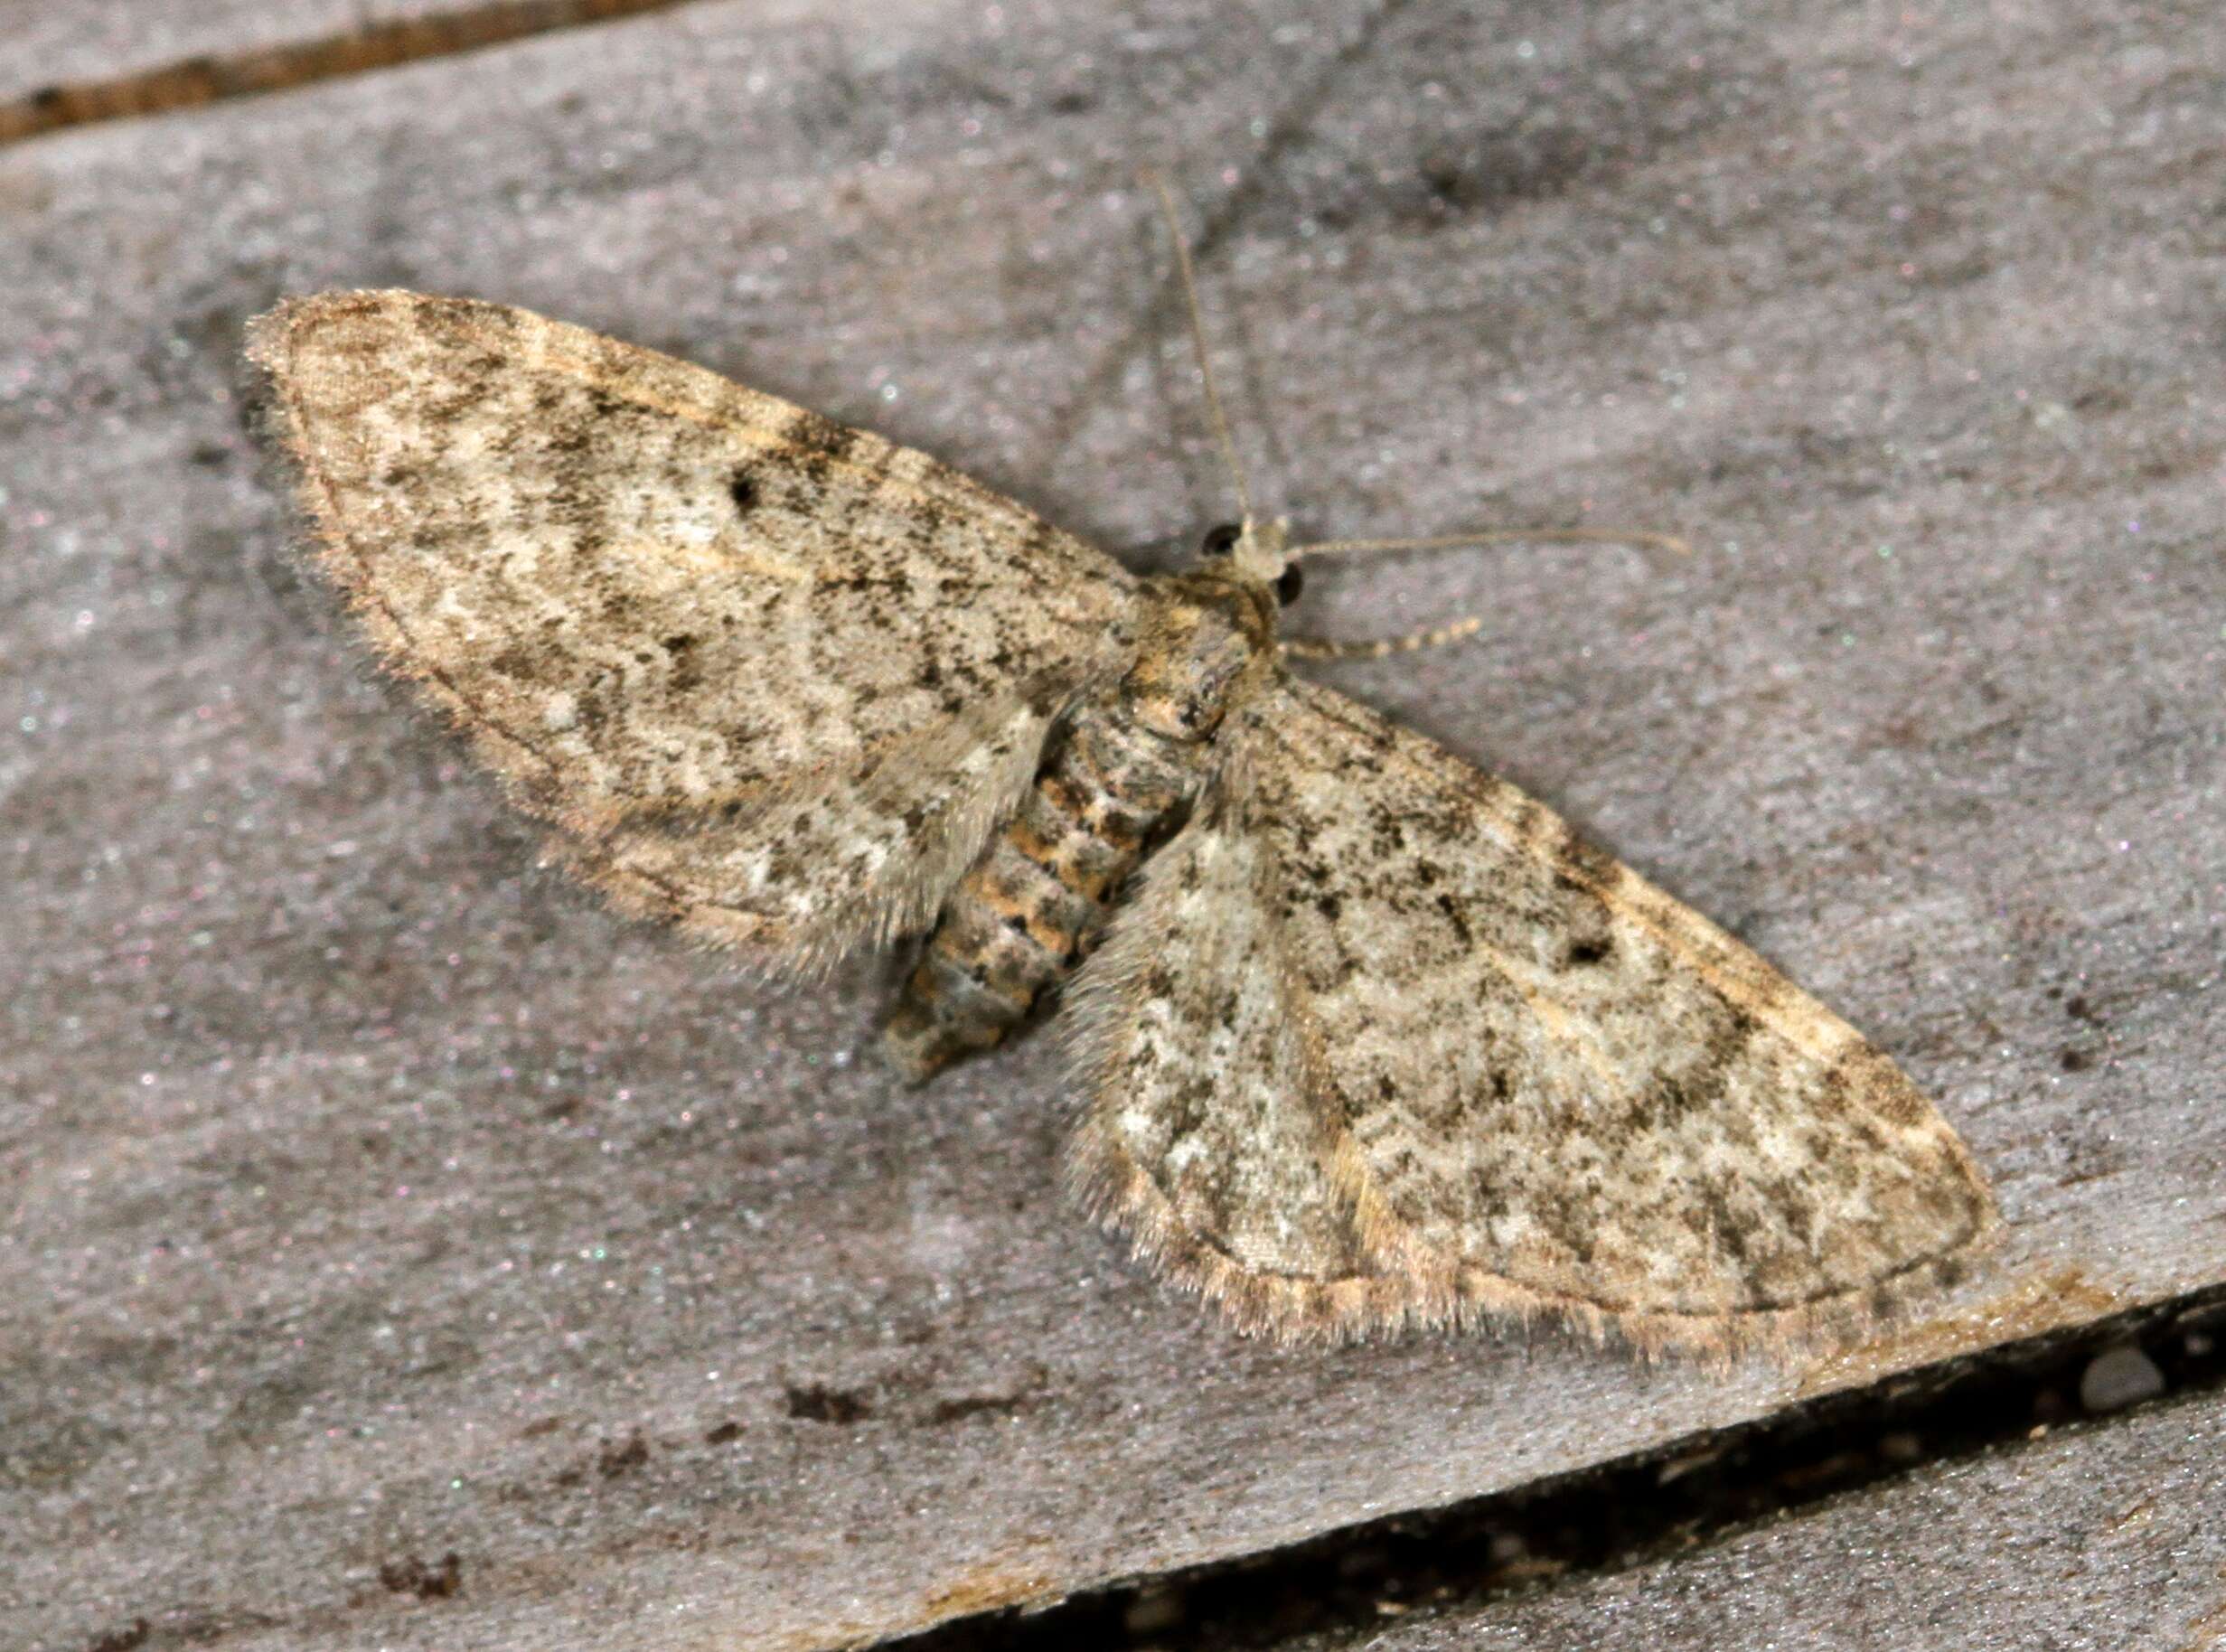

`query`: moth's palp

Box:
[1282,615,1485,662]
[1279,530,1688,661]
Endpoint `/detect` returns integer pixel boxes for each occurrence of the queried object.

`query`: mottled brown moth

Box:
[249,189,1996,1353]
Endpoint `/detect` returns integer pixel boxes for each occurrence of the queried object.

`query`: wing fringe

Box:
[1062,1117,1996,1360]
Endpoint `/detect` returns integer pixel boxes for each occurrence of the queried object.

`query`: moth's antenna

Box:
[1145,170,1254,525]
[1281,529,1691,662]
[1296,527,1693,563]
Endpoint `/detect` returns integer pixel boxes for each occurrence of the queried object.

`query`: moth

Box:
[249,193,1996,1353]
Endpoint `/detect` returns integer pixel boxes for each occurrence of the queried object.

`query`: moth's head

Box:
[1195,516,1303,608]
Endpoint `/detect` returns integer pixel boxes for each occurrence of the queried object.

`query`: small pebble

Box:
[2078,1345,2165,1413]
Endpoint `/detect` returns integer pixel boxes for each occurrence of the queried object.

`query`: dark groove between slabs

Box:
[888,1281,2226,1652]
[0,0,705,146]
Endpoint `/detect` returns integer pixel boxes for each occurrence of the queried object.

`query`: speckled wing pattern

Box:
[249,292,1140,967]
[1068,674,1997,1352]
[255,289,1993,1352]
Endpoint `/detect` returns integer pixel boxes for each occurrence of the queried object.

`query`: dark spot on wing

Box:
[777,407,861,486]
[1703,1004,1760,1075]
[1553,824,1620,887]
[1703,1187,1754,1265]
[1527,1188,1600,1267]
[661,633,700,691]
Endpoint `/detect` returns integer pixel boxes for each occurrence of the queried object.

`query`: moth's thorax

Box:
[1122,571,1278,743]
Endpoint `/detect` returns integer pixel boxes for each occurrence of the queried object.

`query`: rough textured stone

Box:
[3,1,2221,1648]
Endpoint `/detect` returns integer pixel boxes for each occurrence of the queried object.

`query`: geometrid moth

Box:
[249,191,1995,1353]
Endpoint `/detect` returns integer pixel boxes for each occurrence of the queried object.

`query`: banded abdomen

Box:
[880,699,1212,1081]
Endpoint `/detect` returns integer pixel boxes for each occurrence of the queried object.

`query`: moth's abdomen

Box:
[882,705,1205,1082]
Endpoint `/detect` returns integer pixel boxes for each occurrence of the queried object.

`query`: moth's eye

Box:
[1273,563,1305,606]
[729,469,759,513]
[1199,522,1241,558]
